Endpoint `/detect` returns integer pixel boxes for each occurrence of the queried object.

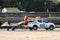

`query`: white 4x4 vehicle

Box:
[27,20,55,30]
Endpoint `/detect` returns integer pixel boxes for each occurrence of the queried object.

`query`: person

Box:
[24,15,28,20]
[24,20,28,25]
[23,15,28,25]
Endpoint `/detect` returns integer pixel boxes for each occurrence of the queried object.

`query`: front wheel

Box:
[33,25,38,30]
[12,28,15,31]
[12,26,16,31]
[7,28,10,31]
[49,25,54,30]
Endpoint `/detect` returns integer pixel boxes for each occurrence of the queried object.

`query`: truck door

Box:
[43,20,48,28]
[38,20,45,28]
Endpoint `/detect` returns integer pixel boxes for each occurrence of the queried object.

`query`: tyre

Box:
[12,28,15,31]
[29,27,32,31]
[33,25,38,30]
[49,25,54,30]
[45,28,49,30]
[12,27,15,31]
[0,27,3,29]
[7,28,9,31]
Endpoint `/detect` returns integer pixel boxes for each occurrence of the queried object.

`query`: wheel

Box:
[0,27,3,29]
[12,26,16,31]
[12,28,15,31]
[7,28,9,31]
[45,28,49,30]
[49,25,54,30]
[33,25,38,30]
[12,27,15,31]
[29,27,32,31]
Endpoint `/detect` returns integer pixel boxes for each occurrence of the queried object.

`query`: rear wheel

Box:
[12,26,16,31]
[49,25,54,30]
[12,28,15,31]
[7,28,9,31]
[33,25,38,30]
[45,28,49,30]
[29,27,32,31]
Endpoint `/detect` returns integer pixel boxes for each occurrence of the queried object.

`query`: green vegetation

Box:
[1,0,60,12]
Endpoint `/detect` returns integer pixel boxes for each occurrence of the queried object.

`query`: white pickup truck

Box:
[27,20,55,30]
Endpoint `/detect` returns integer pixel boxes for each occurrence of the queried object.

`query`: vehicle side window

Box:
[38,20,42,22]
[43,20,48,23]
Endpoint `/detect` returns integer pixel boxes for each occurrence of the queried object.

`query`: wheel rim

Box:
[51,27,52,29]
[34,27,36,29]
[50,26,53,30]
[33,26,37,30]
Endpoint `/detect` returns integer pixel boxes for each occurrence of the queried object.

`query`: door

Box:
[37,20,45,28]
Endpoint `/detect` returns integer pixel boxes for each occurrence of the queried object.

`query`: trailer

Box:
[1,21,28,31]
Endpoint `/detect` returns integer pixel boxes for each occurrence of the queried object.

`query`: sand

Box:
[0,29,60,40]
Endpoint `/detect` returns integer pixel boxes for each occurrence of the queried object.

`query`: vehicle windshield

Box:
[38,20,42,22]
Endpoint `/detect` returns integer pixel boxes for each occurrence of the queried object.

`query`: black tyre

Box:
[33,25,38,30]
[7,28,9,31]
[0,27,3,29]
[45,28,49,30]
[49,25,54,30]
[12,26,16,31]
[29,27,32,31]
[12,28,15,31]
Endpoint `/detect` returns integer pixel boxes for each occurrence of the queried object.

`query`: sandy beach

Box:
[0,28,60,40]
